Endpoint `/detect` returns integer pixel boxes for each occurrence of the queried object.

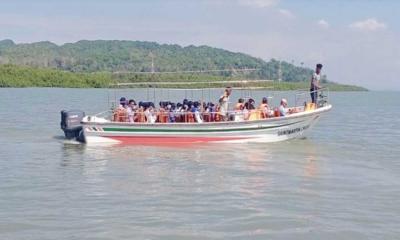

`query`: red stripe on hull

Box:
[107,136,248,146]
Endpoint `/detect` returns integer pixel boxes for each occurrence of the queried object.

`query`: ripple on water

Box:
[0,89,399,239]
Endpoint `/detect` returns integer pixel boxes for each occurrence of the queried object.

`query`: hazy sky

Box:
[1,0,399,90]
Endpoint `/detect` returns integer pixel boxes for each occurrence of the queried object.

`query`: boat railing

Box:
[90,88,329,124]
[294,87,329,108]
[103,106,311,124]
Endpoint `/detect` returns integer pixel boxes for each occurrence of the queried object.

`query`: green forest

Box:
[0,39,367,90]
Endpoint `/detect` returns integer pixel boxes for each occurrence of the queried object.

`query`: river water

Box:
[0,88,399,239]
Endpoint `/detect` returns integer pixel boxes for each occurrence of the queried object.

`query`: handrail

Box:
[112,79,274,87]
[93,87,329,123]
[294,87,329,108]
[109,108,279,123]
[93,106,311,123]
[112,68,260,75]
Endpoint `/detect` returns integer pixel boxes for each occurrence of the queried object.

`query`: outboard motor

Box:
[60,110,85,141]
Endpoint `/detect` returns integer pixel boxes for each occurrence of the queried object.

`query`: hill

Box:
[0,39,314,81]
[0,39,367,90]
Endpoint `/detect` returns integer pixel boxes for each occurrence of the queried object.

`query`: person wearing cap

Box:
[113,97,128,122]
[119,97,127,108]
[310,63,323,104]
[279,98,288,116]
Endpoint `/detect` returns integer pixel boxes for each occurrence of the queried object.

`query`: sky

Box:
[0,0,399,90]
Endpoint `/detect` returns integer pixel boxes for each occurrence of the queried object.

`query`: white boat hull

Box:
[81,105,332,145]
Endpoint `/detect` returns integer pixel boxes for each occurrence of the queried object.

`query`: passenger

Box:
[243,102,250,120]
[247,98,261,121]
[144,105,157,123]
[259,97,272,118]
[185,102,195,123]
[182,99,189,109]
[175,103,183,122]
[157,101,168,123]
[119,97,127,109]
[218,87,232,121]
[191,101,203,123]
[244,98,256,112]
[113,97,128,122]
[136,105,146,123]
[202,102,214,122]
[233,100,245,122]
[127,99,137,123]
[182,103,190,122]
[201,102,207,112]
[279,98,289,116]
[176,102,183,112]
[235,98,245,110]
[167,104,176,123]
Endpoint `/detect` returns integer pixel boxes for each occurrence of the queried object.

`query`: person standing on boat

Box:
[219,87,232,121]
[310,63,323,104]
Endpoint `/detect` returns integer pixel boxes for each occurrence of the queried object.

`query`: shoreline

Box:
[0,64,368,91]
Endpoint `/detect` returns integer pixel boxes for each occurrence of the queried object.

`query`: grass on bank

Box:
[0,64,368,91]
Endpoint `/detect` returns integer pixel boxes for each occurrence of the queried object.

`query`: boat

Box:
[60,86,332,145]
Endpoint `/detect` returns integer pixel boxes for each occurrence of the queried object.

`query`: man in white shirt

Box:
[310,63,323,104]
[218,87,232,121]
[279,98,288,116]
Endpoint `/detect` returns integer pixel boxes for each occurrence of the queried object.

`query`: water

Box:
[0,88,399,239]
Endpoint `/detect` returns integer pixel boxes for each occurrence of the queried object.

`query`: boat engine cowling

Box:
[61,110,85,141]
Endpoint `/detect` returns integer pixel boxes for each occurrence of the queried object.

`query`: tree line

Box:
[0,39,318,82]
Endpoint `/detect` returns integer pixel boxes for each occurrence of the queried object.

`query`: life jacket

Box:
[202,112,210,122]
[185,112,195,123]
[135,109,146,123]
[113,108,127,122]
[248,110,261,121]
[177,111,185,122]
[157,108,168,123]
[273,108,280,117]
[305,102,316,111]
[258,103,268,118]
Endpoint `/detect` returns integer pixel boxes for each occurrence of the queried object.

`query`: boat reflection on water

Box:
[60,142,110,197]
[304,144,319,178]
[60,138,326,202]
